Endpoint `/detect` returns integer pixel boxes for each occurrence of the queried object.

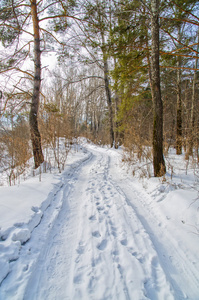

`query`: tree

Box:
[160,0,199,155]
[150,0,166,176]
[187,28,199,157]
[0,109,31,185]
[70,0,115,147]
[176,26,183,155]
[0,0,76,168]
[109,0,166,176]
[30,0,44,168]
[109,0,152,152]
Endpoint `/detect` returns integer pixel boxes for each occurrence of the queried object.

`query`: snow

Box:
[0,140,199,299]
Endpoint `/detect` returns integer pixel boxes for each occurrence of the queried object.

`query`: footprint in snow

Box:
[76,243,85,255]
[111,228,117,237]
[120,238,128,246]
[73,273,83,284]
[31,206,39,213]
[112,249,119,256]
[92,255,101,267]
[131,251,144,263]
[14,222,24,228]
[97,206,104,211]
[92,231,101,238]
[99,215,104,223]
[89,215,96,221]
[23,264,29,272]
[97,239,107,251]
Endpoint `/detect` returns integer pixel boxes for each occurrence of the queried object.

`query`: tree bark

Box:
[101,33,114,148]
[103,59,114,148]
[176,60,182,154]
[187,29,199,156]
[30,0,44,168]
[114,91,119,149]
[151,0,166,177]
[176,28,182,155]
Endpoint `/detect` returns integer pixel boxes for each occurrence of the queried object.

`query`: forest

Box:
[0,0,199,184]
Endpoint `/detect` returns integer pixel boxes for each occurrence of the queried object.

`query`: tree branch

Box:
[160,51,199,59]
[0,22,34,36]
[160,16,199,27]
[39,14,82,23]
[161,28,199,55]
[160,65,199,71]
[40,28,65,46]
[170,0,199,22]
[0,67,34,78]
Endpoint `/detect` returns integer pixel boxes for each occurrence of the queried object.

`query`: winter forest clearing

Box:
[0,0,199,299]
[0,141,199,299]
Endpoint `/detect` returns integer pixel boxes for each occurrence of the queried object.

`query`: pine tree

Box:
[150,0,166,176]
[0,0,76,168]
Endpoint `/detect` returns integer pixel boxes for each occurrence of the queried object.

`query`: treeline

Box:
[0,0,199,178]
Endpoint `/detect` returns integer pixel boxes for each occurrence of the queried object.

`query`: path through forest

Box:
[1,143,199,300]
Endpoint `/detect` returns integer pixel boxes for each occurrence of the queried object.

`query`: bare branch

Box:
[39,14,82,23]
[160,65,199,71]
[62,75,105,90]
[0,68,34,79]
[160,16,199,27]
[38,1,58,14]
[170,0,199,22]
[0,22,34,36]
[160,51,199,59]
[161,28,199,55]
[40,28,64,46]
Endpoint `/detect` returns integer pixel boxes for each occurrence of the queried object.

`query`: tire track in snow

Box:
[71,153,134,300]
[68,149,175,300]
[107,177,180,300]
[21,145,183,299]
[107,148,199,300]
[125,179,199,299]
[132,184,199,296]
[20,151,94,300]
[104,155,176,300]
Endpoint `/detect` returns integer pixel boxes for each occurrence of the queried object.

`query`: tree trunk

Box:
[176,49,182,154]
[30,0,44,169]
[151,0,166,177]
[187,29,199,156]
[113,58,120,149]
[103,60,114,148]
[101,33,114,148]
[114,91,119,149]
[187,70,196,156]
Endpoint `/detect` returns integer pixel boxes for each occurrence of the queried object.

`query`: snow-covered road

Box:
[1,143,199,299]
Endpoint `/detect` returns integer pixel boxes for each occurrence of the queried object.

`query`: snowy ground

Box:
[0,140,199,300]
